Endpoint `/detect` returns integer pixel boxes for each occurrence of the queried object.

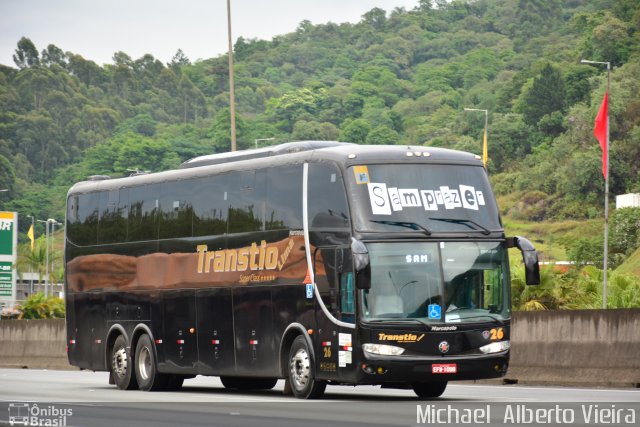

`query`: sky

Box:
[1,0,420,67]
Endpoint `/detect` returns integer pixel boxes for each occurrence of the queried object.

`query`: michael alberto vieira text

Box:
[416,404,636,424]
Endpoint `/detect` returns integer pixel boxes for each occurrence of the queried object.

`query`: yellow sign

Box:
[353,166,370,184]
[196,238,294,274]
[377,333,425,343]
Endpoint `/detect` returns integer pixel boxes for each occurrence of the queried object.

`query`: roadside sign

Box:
[0,212,17,305]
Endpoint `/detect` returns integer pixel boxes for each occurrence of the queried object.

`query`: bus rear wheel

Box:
[135,334,169,391]
[288,336,326,399]
[412,381,448,398]
[111,335,137,390]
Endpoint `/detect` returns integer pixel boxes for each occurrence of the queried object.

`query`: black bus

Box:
[64,141,540,399]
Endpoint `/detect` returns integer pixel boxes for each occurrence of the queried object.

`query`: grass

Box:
[616,247,640,277]
[502,216,602,262]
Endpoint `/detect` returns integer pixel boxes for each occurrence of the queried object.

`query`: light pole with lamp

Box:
[463,108,489,169]
[37,218,61,297]
[581,58,611,309]
[254,137,275,149]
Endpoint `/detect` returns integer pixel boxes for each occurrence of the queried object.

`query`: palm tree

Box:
[14,236,60,293]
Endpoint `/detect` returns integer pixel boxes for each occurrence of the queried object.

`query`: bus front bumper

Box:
[358,351,509,384]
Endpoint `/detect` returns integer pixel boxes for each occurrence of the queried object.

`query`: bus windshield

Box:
[361,241,510,324]
[348,164,501,234]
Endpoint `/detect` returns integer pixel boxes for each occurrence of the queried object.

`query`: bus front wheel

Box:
[134,334,168,391]
[288,336,326,399]
[412,381,448,398]
[111,335,138,390]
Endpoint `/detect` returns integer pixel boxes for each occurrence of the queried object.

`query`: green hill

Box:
[0,0,639,254]
[617,247,640,276]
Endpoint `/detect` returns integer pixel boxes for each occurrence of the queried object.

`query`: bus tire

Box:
[111,335,137,390]
[134,334,168,391]
[288,335,326,399]
[412,381,447,398]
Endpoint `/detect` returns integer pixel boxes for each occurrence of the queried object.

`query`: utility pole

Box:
[227,0,237,151]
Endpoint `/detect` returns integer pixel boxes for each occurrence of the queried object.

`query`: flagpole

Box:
[581,59,610,309]
[603,62,610,310]
[463,107,489,170]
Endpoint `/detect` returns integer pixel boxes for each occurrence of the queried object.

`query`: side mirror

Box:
[507,236,540,286]
[351,238,371,290]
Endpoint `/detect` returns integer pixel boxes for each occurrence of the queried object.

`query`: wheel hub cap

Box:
[290,348,310,390]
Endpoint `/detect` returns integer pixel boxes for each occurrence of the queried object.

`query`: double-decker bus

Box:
[64,141,540,399]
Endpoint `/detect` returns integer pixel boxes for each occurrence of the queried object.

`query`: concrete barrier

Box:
[506,308,640,387]
[1,310,639,386]
[0,319,72,370]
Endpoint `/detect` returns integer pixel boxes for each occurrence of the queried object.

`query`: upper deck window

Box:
[348,164,501,234]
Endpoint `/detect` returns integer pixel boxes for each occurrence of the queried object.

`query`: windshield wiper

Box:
[428,217,491,235]
[370,220,432,236]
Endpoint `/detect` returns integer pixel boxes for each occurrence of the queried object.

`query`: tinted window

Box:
[348,164,500,233]
[128,184,160,241]
[228,170,265,234]
[159,180,193,239]
[98,188,128,244]
[67,193,99,246]
[192,174,229,237]
[266,166,303,230]
[308,163,350,229]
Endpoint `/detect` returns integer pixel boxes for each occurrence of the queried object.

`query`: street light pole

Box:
[48,219,61,298]
[581,58,611,309]
[227,0,237,152]
[36,218,61,297]
[36,219,49,297]
[464,108,489,169]
[254,137,275,149]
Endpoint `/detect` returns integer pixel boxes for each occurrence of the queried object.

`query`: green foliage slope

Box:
[0,0,639,250]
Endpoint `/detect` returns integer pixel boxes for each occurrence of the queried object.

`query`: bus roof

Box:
[67,141,483,196]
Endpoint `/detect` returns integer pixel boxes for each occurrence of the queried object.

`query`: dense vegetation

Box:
[0,0,639,308]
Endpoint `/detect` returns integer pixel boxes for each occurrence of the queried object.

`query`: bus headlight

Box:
[479,341,510,354]
[362,343,405,356]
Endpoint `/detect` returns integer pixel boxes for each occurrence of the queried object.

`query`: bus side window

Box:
[98,188,128,244]
[228,170,266,234]
[159,180,193,239]
[265,165,303,231]
[67,193,99,246]
[308,163,350,229]
[192,175,229,237]
[128,184,160,242]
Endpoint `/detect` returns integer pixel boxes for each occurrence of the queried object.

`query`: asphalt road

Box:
[0,369,638,427]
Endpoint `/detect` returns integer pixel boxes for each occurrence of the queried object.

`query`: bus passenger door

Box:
[162,290,198,372]
[313,247,356,381]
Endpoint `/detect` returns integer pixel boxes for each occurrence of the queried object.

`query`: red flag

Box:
[594,91,608,179]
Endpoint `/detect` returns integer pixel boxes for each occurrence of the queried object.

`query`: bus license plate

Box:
[432,364,457,374]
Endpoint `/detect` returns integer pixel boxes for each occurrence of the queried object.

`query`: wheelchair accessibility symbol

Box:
[428,304,441,320]
[305,283,314,299]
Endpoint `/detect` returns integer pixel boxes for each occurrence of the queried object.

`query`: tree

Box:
[41,44,67,68]
[13,37,40,69]
[0,155,15,199]
[291,120,339,140]
[362,8,387,30]
[365,125,399,145]
[340,119,371,144]
[169,49,190,69]
[517,63,566,127]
